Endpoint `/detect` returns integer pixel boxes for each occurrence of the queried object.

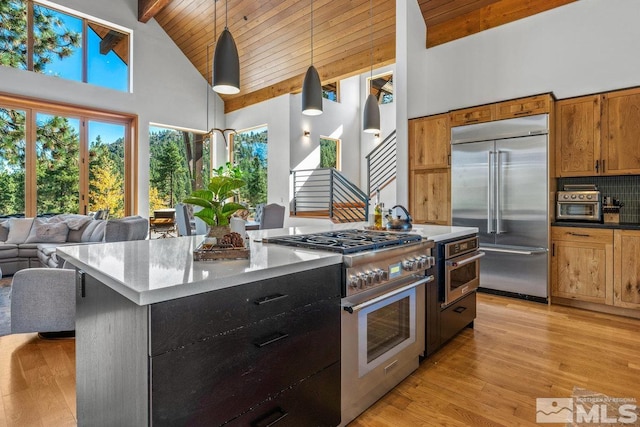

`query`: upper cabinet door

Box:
[602,88,640,175]
[409,113,450,169]
[449,104,495,127]
[495,94,551,120]
[555,95,601,177]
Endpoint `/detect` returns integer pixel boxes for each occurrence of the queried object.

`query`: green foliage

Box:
[233,128,268,208]
[149,129,192,209]
[183,164,247,226]
[0,0,81,72]
[320,138,337,168]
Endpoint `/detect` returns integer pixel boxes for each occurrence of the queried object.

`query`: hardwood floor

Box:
[1,293,639,426]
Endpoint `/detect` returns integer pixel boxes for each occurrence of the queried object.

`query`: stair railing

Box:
[291,168,369,223]
[366,130,396,196]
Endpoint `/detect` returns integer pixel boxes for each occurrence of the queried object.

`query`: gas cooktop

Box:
[263,229,422,254]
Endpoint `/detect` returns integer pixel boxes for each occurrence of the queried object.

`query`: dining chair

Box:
[259,203,285,229]
[174,203,193,236]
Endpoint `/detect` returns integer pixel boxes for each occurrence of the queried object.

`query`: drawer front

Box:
[150,265,341,355]
[151,298,340,426]
[225,362,341,427]
[551,227,613,244]
[440,291,476,345]
[495,95,551,120]
[449,104,495,127]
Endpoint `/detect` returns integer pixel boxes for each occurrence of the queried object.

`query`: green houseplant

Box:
[183,163,246,236]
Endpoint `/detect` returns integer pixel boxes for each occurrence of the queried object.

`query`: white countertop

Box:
[57,222,477,306]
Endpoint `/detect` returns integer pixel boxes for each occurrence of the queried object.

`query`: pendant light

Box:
[302,0,323,116]
[213,0,240,95]
[363,0,380,134]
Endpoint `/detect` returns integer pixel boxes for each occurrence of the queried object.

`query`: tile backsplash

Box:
[558,176,640,224]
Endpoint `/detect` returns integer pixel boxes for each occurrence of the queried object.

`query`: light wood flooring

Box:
[1,293,639,426]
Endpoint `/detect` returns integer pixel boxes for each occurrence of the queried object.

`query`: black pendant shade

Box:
[213,28,240,95]
[302,65,323,116]
[363,93,380,134]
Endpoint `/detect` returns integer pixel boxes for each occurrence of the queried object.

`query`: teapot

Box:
[385,205,413,231]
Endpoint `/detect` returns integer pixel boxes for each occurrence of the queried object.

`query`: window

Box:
[0,0,131,92]
[322,82,339,102]
[0,94,136,218]
[231,126,268,210]
[320,137,340,170]
[368,72,393,105]
[149,125,209,213]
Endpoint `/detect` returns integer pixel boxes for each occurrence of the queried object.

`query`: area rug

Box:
[0,277,11,336]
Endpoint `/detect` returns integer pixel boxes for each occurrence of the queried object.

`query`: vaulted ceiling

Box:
[139,0,576,113]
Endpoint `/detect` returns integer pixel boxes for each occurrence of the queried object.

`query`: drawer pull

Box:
[254,293,288,305]
[568,232,590,237]
[251,406,288,427]
[454,306,467,314]
[254,332,289,348]
[513,110,532,116]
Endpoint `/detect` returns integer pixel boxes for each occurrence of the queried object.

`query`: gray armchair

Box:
[10,267,76,336]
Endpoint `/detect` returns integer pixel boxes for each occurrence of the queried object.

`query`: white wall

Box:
[0,0,221,216]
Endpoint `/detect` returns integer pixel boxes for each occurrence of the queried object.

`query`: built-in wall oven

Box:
[438,235,484,307]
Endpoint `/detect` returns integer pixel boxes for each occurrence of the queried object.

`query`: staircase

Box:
[290,130,397,223]
[366,130,396,196]
[291,168,369,223]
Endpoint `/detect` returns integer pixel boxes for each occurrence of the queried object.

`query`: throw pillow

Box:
[59,214,94,230]
[25,218,69,243]
[5,218,35,244]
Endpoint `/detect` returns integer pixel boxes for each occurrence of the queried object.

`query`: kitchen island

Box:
[58,222,476,427]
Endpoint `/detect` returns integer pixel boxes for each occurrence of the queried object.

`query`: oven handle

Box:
[446,251,485,267]
[342,275,434,314]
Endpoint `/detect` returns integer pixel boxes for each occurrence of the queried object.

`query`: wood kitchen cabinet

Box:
[551,227,613,305]
[613,230,640,309]
[555,87,640,177]
[409,113,450,169]
[449,103,495,127]
[495,94,552,120]
[411,169,450,225]
[409,113,451,225]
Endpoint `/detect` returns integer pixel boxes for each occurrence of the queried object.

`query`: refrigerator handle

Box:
[496,150,504,234]
[487,151,494,234]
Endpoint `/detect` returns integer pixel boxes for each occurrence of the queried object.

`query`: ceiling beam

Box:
[139,0,174,23]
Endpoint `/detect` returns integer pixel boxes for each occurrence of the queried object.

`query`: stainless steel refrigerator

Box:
[451,114,548,300]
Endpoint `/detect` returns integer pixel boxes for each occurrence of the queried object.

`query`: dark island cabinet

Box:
[75,264,342,427]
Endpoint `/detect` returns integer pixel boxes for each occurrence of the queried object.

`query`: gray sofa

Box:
[0,214,149,274]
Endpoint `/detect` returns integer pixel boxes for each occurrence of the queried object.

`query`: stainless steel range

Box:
[264,229,435,426]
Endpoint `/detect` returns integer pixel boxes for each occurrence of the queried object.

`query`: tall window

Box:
[0,0,131,92]
[368,72,393,105]
[149,125,208,213]
[322,82,339,102]
[320,137,340,170]
[231,126,268,209]
[0,94,136,217]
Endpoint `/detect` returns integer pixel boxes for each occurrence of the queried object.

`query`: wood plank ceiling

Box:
[145,0,576,113]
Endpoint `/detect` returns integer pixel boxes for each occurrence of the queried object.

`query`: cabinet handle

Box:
[254,332,289,348]
[250,406,288,427]
[568,232,590,237]
[254,293,288,305]
[448,154,451,166]
[513,110,532,116]
[77,270,86,298]
[602,159,605,173]
[595,160,599,173]
[552,243,555,257]
[454,306,467,314]
[465,119,479,124]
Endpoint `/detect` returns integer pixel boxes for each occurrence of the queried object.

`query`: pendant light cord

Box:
[225,0,229,30]
[369,0,373,80]
[310,0,314,65]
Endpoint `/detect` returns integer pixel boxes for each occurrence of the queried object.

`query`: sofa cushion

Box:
[5,218,34,244]
[81,220,106,242]
[58,214,94,231]
[104,216,148,242]
[18,243,39,258]
[0,220,8,242]
[67,220,91,242]
[25,218,69,244]
[0,243,19,259]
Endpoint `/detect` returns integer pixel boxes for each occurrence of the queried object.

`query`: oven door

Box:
[556,201,601,221]
[444,250,485,306]
[344,276,430,377]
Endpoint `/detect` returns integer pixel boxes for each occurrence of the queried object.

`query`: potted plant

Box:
[183,162,246,239]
